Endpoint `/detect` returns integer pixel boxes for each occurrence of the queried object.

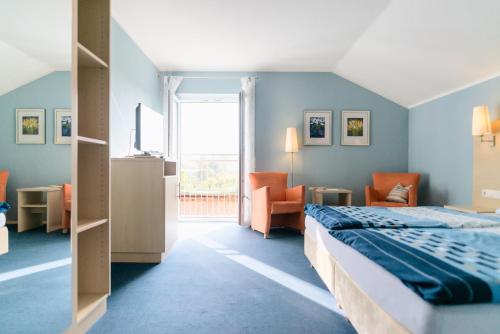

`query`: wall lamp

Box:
[472,105,495,147]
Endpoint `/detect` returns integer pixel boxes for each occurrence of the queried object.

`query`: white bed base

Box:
[0,226,8,255]
[304,232,409,334]
[304,223,500,334]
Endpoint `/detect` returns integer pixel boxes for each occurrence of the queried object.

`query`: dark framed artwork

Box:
[303,110,332,145]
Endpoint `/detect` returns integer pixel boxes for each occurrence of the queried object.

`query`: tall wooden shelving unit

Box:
[70,0,110,332]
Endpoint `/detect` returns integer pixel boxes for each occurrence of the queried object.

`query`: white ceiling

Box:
[112,0,500,107]
[0,0,71,96]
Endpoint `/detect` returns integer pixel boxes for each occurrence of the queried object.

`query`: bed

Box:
[0,202,10,255]
[304,205,500,334]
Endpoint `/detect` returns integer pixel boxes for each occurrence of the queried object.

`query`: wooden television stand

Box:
[111,157,178,263]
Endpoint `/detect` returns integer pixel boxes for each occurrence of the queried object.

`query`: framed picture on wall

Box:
[54,109,72,145]
[341,110,370,146]
[16,109,46,144]
[303,110,332,145]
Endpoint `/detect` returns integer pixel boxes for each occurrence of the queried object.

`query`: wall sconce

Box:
[472,105,495,147]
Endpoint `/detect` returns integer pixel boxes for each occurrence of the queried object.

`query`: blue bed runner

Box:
[305,204,500,230]
[330,228,500,305]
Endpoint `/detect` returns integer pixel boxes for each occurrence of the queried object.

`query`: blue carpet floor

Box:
[0,225,71,334]
[91,224,356,334]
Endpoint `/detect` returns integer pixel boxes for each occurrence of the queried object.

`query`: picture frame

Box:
[303,110,332,146]
[54,109,72,145]
[341,110,370,146]
[16,109,46,144]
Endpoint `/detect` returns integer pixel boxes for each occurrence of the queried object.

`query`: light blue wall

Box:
[110,20,163,157]
[409,75,500,205]
[0,71,71,219]
[170,71,409,205]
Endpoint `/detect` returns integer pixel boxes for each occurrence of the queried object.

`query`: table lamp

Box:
[285,127,299,186]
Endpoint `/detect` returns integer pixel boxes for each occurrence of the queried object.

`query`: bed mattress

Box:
[305,215,500,334]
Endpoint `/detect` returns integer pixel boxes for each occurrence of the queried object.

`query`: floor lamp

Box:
[285,127,299,186]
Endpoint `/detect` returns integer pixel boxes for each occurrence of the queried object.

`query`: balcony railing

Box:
[179,154,238,218]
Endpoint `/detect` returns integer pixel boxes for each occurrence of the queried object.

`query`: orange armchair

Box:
[0,170,9,202]
[249,172,305,238]
[62,184,71,233]
[365,172,420,207]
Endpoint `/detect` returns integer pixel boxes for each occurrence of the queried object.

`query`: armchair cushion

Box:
[372,172,420,200]
[386,183,412,203]
[366,172,420,207]
[271,201,303,214]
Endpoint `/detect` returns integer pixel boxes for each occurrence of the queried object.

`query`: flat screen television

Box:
[135,103,164,155]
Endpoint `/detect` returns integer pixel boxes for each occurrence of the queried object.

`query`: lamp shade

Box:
[472,105,492,136]
[285,127,299,153]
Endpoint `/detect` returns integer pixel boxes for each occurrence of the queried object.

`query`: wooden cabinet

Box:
[111,158,178,263]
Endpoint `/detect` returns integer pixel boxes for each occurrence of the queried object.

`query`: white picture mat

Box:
[54,109,71,145]
[16,108,45,144]
[303,110,332,146]
[341,110,370,146]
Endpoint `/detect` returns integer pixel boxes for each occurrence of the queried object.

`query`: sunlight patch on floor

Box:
[178,222,231,242]
[0,257,71,283]
[194,235,345,316]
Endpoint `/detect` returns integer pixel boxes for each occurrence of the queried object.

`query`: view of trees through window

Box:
[180,154,238,194]
[179,101,239,218]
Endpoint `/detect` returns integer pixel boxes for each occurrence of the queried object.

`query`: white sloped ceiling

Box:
[112,0,500,107]
[0,0,71,96]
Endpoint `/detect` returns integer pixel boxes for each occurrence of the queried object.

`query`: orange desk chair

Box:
[62,184,71,233]
[365,172,420,207]
[249,172,305,238]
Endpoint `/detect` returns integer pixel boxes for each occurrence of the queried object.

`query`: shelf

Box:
[78,43,108,68]
[77,292,108,322]
[20,204,47,208]
[77,218,108,233]
[78,136,108,145]
[73,0,111,330]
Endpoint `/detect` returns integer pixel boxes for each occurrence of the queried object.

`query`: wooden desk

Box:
[444,205,496,214]
[17,186,62,232]
[309,187,352,206]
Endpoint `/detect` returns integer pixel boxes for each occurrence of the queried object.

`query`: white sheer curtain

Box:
[163,76,183,159]
[240,77,256,226]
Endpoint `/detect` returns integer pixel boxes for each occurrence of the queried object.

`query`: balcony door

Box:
[178,95,240,221]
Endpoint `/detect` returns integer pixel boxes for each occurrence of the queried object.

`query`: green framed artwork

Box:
[341,110,370,146]
[16,108,46,144]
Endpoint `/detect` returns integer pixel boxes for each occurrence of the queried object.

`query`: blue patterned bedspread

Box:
[305,204,500,230]
[0,202,10,213]
[330,228,500,305]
